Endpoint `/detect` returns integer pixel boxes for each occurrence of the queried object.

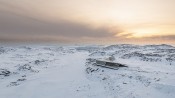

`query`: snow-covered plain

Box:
[0,44,175,98]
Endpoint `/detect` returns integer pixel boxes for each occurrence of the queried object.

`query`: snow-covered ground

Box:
[0,44,175,98]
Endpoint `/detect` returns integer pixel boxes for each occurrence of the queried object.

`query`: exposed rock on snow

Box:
[0,44,175,98]
[18,64,37,72]
[0,69,11,76]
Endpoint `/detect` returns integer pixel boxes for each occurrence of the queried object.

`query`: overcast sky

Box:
[0,0,175,44]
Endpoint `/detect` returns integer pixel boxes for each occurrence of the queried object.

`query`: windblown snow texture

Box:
[0,44,175,98]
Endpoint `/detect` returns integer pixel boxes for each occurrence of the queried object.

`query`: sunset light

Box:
[0,0,175,44]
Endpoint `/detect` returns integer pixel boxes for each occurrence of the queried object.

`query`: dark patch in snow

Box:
[0,69,11,77]
[89,51,106,56]
[8,82,19,87]
[18,64,38,72]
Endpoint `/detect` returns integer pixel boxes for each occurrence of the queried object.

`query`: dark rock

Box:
[18,64,32,71]
[17,78,26,81]
[0,69,11,76]
[9,82,19,86]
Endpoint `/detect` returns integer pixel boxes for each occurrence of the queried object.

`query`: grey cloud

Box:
[145,35,175,40]
[0,10,118,42]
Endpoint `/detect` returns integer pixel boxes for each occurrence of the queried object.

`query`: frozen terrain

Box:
[0,44,175,98]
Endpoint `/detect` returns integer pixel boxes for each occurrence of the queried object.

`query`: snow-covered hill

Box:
[0,44,175,98]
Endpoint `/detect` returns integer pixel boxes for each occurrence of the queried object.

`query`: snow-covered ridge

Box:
[0,44,175,98]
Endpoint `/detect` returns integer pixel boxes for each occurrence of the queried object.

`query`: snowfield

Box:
[0,44,175,98]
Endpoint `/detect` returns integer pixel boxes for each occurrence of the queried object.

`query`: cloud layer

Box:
[0,0,175,44]
[0,9,118,42]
